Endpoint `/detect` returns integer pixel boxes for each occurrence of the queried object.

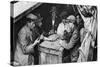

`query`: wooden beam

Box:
[11,1,42,23]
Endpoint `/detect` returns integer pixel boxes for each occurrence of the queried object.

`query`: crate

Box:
[38,34,64,64]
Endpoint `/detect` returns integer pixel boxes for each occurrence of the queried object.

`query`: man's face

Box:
[62,19,66,24]
[28,20,35,29]
[66,19,75,23]
[65,19,75,32]
[37,21,42,27]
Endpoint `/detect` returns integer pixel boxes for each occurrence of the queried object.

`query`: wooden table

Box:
[38,34,64,64]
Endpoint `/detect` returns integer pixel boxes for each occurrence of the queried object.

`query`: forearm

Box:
[43,37,50,40]
[65,31,79,49]
[59,40,73,49]
[65,42,75,49]
[22,44,34,54]
[23,39,40,54]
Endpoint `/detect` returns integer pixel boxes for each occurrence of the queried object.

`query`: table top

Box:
[39,34,63,51]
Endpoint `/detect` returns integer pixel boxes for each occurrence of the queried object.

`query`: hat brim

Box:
[30,17,43,22]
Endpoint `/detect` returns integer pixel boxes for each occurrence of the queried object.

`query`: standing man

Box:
[13,13,43,66]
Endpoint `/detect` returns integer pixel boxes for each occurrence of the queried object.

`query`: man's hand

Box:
[49,29,55,35]
[40,34,44,40]
[31,38,40,48]
[59,40,67,48]
[35,38,40,43]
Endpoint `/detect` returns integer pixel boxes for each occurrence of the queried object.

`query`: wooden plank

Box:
[39,46,62,56]
[39,52,62,64]
[39,52,46,64]
[11,2,42,23]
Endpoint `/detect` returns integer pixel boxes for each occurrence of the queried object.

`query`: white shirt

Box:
[57,22,74,36]
[57,22,65,36]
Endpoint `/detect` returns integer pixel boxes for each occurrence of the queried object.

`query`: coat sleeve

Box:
[18,28,34,54]
[18,28,27,47]
[65,29,79,49]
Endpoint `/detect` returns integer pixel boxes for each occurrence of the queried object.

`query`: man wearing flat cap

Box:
[14,13,43,66]
[57,15,80,62]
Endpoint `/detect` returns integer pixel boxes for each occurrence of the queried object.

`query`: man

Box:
[57,15,80,62]
[13,13,43,66]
